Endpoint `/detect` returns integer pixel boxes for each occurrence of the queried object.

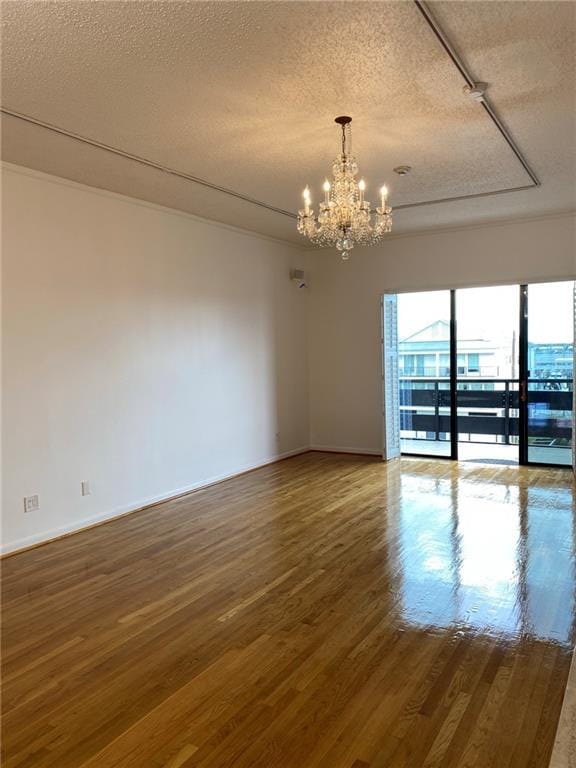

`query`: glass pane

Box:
[398,290,452,457]
[527,282,574,466]
[456,285,519,464]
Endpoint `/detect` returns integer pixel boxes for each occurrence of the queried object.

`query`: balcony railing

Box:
[400,377,573,447]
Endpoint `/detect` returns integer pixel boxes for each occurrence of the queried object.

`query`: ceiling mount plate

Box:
[334,116,352,125]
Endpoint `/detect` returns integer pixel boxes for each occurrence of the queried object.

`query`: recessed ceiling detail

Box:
[1,0,574,242]
[0,106,296,220]
[414,1,539,188]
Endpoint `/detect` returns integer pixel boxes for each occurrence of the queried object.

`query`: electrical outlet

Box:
[81,480,91,496]
[24,495,39,513]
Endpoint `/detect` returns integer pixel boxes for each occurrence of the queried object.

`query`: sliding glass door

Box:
[397,290,455,458]
[388,281,575,467]
[456,285,519,464]
[521,282,574,466]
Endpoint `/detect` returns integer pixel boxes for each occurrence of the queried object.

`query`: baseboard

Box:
[1,446,310,557]
[310,445,383,457]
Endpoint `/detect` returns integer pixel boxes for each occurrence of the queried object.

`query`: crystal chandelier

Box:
[297,116,392,260]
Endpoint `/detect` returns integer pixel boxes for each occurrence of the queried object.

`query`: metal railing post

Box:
[504,381,510,444]
[435,381,440,440]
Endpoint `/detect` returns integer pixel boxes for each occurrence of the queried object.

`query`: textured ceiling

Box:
[1,0,575,243]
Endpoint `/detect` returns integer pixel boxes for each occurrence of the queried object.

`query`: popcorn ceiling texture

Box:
[1,0,575,242]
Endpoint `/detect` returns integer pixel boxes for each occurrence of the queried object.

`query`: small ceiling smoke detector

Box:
[393,165,412,176]
[463,82,487,102]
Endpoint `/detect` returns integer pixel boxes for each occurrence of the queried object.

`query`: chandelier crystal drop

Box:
[297,116,392,260]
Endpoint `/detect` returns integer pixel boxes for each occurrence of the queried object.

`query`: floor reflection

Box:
[396,466,575,645]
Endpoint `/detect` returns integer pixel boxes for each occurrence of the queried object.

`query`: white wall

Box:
[307,214,576,453]
[3,164,575,554]
[1,165,309,553]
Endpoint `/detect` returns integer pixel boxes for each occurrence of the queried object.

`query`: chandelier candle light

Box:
[297,116,392,260]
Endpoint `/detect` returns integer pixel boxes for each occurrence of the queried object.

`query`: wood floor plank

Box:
[1,452,574,767]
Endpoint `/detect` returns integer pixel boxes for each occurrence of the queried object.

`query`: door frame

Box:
[449,289,459,460]
[518,281,575,468]
[518,284,529,466]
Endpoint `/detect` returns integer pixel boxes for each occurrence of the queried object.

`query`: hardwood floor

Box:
[2,452,575,768]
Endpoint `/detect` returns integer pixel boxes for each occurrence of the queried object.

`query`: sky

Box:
[397,282,574,345]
